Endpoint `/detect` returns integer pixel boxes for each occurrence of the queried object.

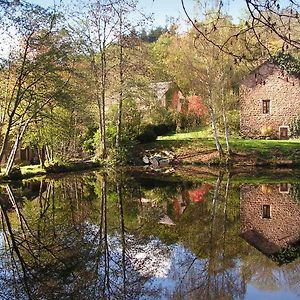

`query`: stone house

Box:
[240,62,300,139]
[240,184,300,257]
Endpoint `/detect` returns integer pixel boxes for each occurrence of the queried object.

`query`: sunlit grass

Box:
[158,127,213,141]
[0,165,45,177]
[20,165,46,175]
[156,128,300,158]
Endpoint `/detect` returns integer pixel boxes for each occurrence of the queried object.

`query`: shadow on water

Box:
[0,170,300,299]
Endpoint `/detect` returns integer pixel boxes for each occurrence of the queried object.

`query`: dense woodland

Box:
[1,0,300,175]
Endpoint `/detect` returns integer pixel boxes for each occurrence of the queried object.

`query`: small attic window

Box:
[262,100,270,114]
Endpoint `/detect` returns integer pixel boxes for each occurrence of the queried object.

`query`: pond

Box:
[0,170,300,300]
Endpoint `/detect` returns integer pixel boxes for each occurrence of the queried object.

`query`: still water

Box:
[0,171,299,300]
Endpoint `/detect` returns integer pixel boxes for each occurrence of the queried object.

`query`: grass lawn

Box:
[156,128,300,160]
[0,165,46,179]
[20,165,46,176]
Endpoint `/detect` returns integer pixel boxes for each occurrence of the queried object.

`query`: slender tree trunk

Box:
[5,119,30,175]
[116,12,124,149]
[45,145,52,163]
[0,117,13,171]
[5,136,20,175]
[221,88,232,156]
[98,18,108,160]
[37,147,45,168]
[208,100,224,157]
[100,79,107,159]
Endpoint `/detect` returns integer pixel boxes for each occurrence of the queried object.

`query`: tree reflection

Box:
[0,174,299,299]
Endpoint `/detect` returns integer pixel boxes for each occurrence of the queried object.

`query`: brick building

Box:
[151,81,185,111]
[240,184,300,256]
[240,62,300,139]
[151,81,208,116]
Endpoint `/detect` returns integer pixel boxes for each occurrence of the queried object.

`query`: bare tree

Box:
[181,0,300,60]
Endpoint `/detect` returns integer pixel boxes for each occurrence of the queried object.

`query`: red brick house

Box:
[240,62,300,139]
[151,82,208,116]
[186,95,209,117]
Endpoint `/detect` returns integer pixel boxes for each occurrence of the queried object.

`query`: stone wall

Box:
[240,62,300,138]
[240,184,300,255]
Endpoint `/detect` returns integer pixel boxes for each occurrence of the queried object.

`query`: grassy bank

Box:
[138,128,300,166]
[0,160,100,182]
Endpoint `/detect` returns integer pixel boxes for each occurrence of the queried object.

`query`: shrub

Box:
[152,122,176,136]
[82,126,98,154]
[6,167,22,180]
[136,125,158,143]
[228,109,240,134]
[261,126,273,137]
[290,115,300,137]
[181,113,204,131]
[45,162,68,173]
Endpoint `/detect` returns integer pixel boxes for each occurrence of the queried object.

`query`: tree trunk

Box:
[5,135,21,175]
[5,119,30,175]
[100,83,107,159]
[208,102,224,158]
[116,9,124,149]
[0,117,13,172]
[45,145,52,163]
[221,89,232,156]
[37,147,45,168]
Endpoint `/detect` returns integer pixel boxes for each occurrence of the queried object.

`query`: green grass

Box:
[155,128,300,160]
[20,165,46,176]
[158,127,214,141]
[0,165,45,176]
[229,138,300,156]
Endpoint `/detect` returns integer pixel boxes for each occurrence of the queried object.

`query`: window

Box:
[279,183,289,193]
[262,205,271,219]
[262,100,270,114]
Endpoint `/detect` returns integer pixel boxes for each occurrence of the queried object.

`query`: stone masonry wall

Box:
[240,62,300,138]
[240,184,300,254]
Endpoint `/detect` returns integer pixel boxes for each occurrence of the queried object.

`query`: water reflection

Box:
[0,172,299,299]
[240,183,300,262]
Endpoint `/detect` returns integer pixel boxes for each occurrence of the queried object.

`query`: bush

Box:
[228,109,240,134]
[6,167,22,180]
[180,113,204,131]
[152,122,176,136]
[290,115,300,137]
[82,126,98,154]
[260,126,273,137]
[45,162,68,173]
[136,125,158,143]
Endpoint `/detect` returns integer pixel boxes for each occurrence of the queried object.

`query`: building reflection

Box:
[240,184,300,261]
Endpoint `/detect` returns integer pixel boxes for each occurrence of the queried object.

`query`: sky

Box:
[0,0,248,57]
[26,0,249,28]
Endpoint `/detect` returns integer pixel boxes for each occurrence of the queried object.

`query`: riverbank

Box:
[1,129,300,182]
[0,160,100,182]
[134,129,300,167]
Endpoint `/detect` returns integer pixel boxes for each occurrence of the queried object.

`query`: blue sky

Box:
[28,0,248,27]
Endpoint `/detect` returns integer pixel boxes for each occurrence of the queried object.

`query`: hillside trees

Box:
[152,17,244,157]
[181,0,300,61]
